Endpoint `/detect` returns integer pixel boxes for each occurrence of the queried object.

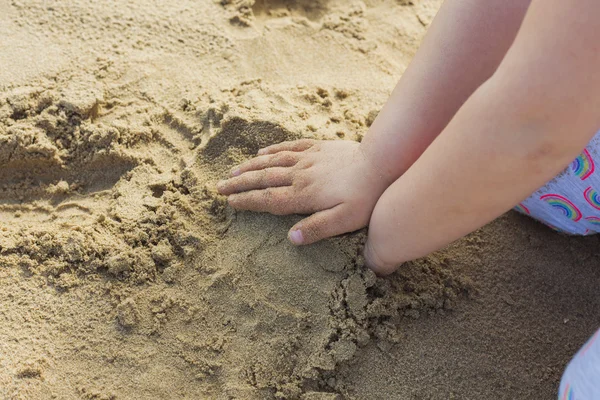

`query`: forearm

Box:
[365,0,600,274]
[360,0,530,183]
[366,78,598,274]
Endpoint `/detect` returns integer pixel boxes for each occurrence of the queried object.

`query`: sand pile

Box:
[2,0,599,399]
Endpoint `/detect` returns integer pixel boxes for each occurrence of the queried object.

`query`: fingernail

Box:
[289,229,303,245]
[231,168,240,177]
[257,149,265,155]
[216,181,225,191]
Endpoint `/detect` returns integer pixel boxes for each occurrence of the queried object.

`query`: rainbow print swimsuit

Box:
[515,130,600,235]
[559,329,600,399]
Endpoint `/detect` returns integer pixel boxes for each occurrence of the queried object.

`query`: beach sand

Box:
[1,0,599,398]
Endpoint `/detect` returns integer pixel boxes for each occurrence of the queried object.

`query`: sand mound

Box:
[0,62,470,397]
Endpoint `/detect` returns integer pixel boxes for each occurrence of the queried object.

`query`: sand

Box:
[1,0,599,399]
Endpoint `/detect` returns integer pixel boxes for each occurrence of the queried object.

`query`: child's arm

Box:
[217,0,530,245]
[365,0,600,275]
[362,0,530,181]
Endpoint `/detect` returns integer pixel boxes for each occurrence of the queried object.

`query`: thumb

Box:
[288,204,354,245]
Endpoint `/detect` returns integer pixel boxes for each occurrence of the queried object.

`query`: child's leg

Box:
[559,328,600,399]
[516,129,600,235]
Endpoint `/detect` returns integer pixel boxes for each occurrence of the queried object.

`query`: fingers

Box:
[288,204,355,246]
[230,151,299,177]
[217,168,292,195]
[228,187,303,215]
[257,139,315,156]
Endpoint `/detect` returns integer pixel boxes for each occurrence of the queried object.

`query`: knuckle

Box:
[306,223,323,239]
[273,168,292,185]
[306,140,319,148]
[260,154,274,164]
[292,174,308,189]
[287,184,301,198]
[285,151,299,163]
[264,168,279,183]
[299,140,313,150]
[262,188,277,205]
[246,158,261,170]
[264,188,289,215]
[238,175,251,187]
[274,151,294,164]
[228,195,240,207]
[272,152,285,163]
[294,158,312,170]
[244,160,258,171]
[257,169,268,185]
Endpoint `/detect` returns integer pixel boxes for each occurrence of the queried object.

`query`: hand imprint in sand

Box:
[217,139,387,245]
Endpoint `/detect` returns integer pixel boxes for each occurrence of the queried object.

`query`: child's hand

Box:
[217,139,389,245]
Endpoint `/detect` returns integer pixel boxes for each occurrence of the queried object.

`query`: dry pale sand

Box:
[1,0,599,399]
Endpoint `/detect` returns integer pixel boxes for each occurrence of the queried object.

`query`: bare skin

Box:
[217,139,387,245]
[217,0,600,275]
[218,0,530,244]
[366,0,600,274]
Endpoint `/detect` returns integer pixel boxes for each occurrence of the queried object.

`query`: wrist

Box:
[358,139,406,188]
